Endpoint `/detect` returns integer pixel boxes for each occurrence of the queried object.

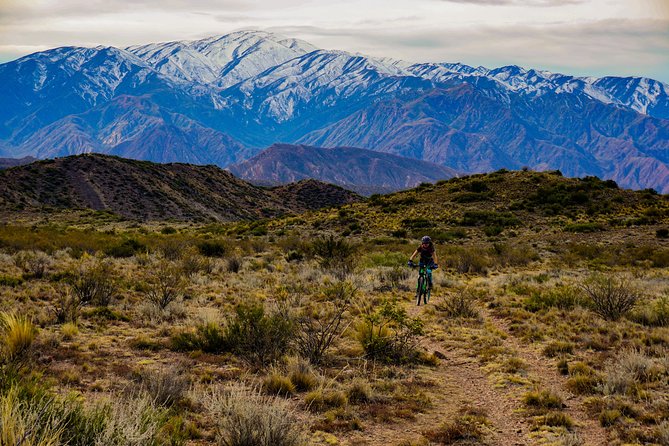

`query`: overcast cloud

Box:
[0,0,667,82]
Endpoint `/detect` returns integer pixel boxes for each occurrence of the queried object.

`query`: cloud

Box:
[440,0,585,5]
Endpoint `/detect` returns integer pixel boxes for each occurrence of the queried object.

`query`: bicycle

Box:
[408,261,436,306]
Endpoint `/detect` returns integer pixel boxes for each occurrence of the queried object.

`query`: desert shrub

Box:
[69,258,118,306]
[262,372,295,396]
[197,240,227,257]
[105,238,145,258]
[580,274,641,320]
[295,281,354,364]
[226,257,242,273]
[0,386,66,446]
[139,366,190,407]
[52,287,83,323]
[357,299,424,364]
[179,248,213,277]
[309,235,357,277]
[287,358,318,392]
[524,285,582,312]
[490,243,539,267]
[378,266,410,291]
[539,412,574,429]
[564,222,605,233]
[61,322,79,340]
[0,275,23,287]
[460,210,521,228]
[13,250,52,278]
[602,348,657,396]
[204,385,306,446]
[630,295,669,327]
[523,389,564,412]
[0,312,36,365]
[566,374,601,395]
[146,260,187,311]
[225,303,295,368]
[542,341,575,358]
[170,322,226,353]
[438,289,479,318]
[599,409,621,427]
[656,228,669,239]
[442,246,490,274]
[304,389,348,412]
[346,379,372,404]
[424,406,489,444]
[93,393,169,446]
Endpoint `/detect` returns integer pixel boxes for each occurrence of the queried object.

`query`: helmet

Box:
[421,236,431,244]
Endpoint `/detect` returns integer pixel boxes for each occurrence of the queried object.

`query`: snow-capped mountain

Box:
[1,30,668,193]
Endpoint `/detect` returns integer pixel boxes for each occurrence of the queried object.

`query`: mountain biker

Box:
[408,236,439,289]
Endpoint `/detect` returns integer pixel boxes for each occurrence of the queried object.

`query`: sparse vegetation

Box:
[0,169,667,445]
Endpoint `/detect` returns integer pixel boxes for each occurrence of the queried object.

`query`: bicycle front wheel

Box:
[416,276,426,306]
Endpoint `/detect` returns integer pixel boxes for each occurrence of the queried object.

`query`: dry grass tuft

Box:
[0,312,37,363]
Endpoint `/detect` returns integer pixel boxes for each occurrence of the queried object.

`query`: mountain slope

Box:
[0,154,361,221]
[228,143,458,194]
[1,30,668,193]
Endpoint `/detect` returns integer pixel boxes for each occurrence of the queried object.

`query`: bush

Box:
[0,312,36,364]
[225,303,295,368]
[424,406,489,444]
[310,235,357,277]
[52,287,83,323]
[170,322,226,353]
[304,389,348,412]
[357,299,424,364]
[630,295,669,327]
[295,281,354,364]
[226,257,242,273]
[438,289,479,318]
[580,274,641,320]
[13,250,52,278]
[197,240,227,257]
[346,379,372,404]
[139,366,190,407]
[262,373,295,396]
[146,260,187,311]
[69,259,118,306]
[287,358,318,392]
[602,348,657,396]
[105,238,145,258]
[523,389,564,412]
[204,385,305,446]
[524,285,582,312]
[656,228,669,239]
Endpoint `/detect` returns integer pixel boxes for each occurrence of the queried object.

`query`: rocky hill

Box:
[228,144,458,195]
[0,156,35,169]
[0,154,361,221]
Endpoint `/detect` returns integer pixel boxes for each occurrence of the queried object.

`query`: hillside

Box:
[266,169,669,243]
[0,154,361,221]
[228,143,458,194]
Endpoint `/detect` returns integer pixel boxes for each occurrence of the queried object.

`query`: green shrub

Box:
[105,238,145,258]
[438,289,479,318]
[262,373,296,396]
[197,240,227,257]
[170,322,226,353]
[424,406,489,444]
[523,389,564,411]
[524,286,582,312]
[0,275,23,287]
[357,299,424,364]
[309,235,357,277]
[225,303,295,368]
[630,295,669,327]
[542,341,574,358]
[305,389,348,412]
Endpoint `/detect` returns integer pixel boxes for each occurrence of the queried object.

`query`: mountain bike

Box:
[408,261,436,306]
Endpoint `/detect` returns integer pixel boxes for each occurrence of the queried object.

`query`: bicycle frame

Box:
[414,263,432,306]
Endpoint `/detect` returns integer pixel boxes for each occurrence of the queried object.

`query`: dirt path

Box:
[337,298,609,446]
[483,308,609,446]
[340,305,535,446]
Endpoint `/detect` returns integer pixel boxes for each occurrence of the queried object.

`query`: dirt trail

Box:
[341,305,535,446]
[483,308,609,446]
[339,299,609,446]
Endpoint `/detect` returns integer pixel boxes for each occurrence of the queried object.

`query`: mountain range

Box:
[1,30,667,193]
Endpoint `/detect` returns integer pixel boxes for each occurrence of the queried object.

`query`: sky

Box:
[0,0,668,82]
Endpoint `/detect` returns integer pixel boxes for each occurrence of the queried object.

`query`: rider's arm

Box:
[409,249,418,261]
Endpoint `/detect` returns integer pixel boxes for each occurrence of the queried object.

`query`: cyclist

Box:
[408,236,439,289]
